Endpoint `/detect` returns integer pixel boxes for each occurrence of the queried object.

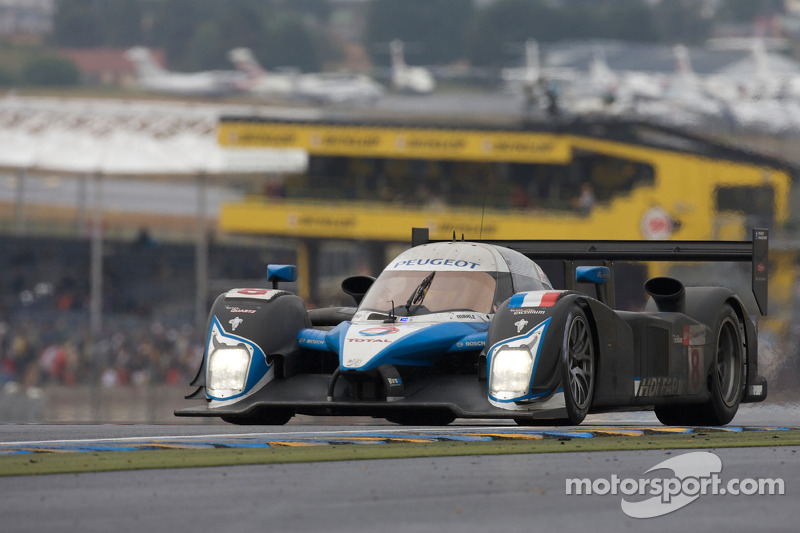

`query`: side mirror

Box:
[267,264,298,289]
[576,266,610,285]
[576,265,611,306]
[342,275,375,305]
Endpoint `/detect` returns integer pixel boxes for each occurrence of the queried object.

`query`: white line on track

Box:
[0,425,587,447]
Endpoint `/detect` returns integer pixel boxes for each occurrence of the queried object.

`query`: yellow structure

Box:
[218,119,792,243]
[219,121,573,164]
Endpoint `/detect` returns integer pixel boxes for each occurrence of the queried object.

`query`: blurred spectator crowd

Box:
[0,316,202,389]
[0,234,293,389]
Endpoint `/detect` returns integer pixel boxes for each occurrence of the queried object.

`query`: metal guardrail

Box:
[0,384,214,424]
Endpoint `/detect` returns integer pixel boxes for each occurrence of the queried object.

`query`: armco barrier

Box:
[1,384,219,424]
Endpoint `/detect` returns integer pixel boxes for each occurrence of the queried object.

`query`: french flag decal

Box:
[508,290,563,308]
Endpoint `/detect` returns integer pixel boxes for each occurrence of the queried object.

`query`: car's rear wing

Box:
[411,227,769,315]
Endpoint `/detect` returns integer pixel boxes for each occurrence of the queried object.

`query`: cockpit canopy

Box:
[360,269,497,315]
[359,242,552,316]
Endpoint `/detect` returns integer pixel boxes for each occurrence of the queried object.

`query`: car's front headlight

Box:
[488,318,548,401]
[207,345,251,397]
[489,346,534,399]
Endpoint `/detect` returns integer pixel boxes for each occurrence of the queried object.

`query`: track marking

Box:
[0,426,792,455]
[465,433,544,440]
[584,429,644,437]
[264,441,323,447]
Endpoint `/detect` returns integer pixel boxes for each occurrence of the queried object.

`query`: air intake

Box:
[644,277,685,313]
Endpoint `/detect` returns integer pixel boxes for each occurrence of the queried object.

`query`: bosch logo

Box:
[359,327,400,336]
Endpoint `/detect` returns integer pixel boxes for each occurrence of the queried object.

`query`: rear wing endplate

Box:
[411,228,769,315]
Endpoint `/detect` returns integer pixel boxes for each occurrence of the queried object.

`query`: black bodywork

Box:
[176,228,769,426]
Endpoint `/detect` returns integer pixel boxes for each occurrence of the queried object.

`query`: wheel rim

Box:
[716,317,742,407]
[566,315,594,410]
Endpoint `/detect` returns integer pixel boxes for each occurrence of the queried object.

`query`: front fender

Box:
[196,289,310,403]
[487,289,634,407]
[487,291,578,401]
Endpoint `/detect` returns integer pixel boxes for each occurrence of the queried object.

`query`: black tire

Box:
[706,304,746,423]
[655,303,745,426]
[653,404,701,426]
[561,305,595,425]
[514,418,570,426]
[386,409,456,426]
[221,407,293,426]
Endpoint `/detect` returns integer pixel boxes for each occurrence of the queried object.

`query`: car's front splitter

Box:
[174,374,568,421]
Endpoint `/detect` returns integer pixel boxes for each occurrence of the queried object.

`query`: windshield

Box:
[360,270,497,315]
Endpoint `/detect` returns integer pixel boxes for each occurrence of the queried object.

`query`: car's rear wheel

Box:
[655,303,744,426]
[561,305,595,425]
[708,305,745,422]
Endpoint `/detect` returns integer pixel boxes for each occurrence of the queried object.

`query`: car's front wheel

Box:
[514,417,570,426]
[561,304,595,425]
[386,409,456,426]
[221,407,294,426]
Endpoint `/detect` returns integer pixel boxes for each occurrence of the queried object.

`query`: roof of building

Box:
[0,95,318,176]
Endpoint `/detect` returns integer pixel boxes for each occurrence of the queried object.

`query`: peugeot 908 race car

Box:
[175,228,769,426]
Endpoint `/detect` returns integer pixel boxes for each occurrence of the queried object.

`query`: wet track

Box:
[3,446,794,533]
[0,403,797,461]
[0,420,793,455]
[0,402,798,533]
[2,400,798,446]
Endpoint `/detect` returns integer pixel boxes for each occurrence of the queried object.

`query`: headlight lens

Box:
[489,346,534,398]
[207,346,251,397]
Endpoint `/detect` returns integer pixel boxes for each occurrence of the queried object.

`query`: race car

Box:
[175,228,769,426]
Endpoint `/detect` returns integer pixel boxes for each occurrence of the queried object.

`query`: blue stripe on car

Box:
[297,327,332,351]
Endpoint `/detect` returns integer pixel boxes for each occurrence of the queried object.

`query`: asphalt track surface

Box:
[1,402,798,533]
[0,437,796,533]
[2,445,794,533]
